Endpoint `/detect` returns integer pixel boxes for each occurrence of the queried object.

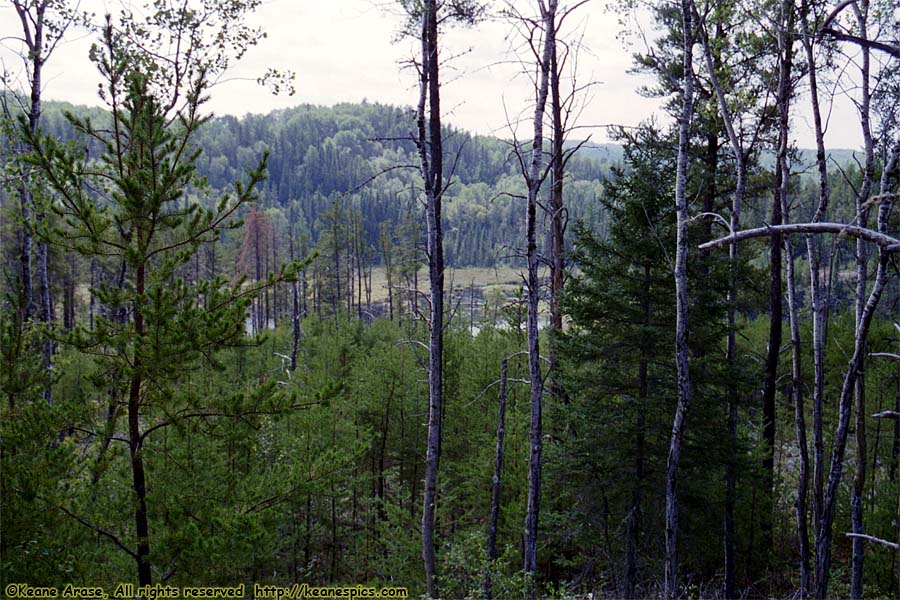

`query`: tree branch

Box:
[699,223,900,252]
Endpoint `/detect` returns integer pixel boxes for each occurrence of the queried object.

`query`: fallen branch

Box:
[699,223,900,252]
[845,532,899,550]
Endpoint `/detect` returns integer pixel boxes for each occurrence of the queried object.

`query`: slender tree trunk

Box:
[130,260,151,586]
[665,0,695,596]
[484,359,508,600]
[797,7,833,572]
[37,230,53,403]
[850,5,874,596]
[782,174,811,597]
[547,27,565,402]
[417,2,446,595]
[786,231,811,597]
[761,141,783,564]
[523,3,555,588]
[290,230,300,372]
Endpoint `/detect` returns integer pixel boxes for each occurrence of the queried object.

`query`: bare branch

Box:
[844,532,899,549]
[700,223,900,252]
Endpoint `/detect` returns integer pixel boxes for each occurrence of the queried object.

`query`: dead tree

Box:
[546,0,590,403]
[665,0,696,596]
[849,2,876,596]
[8,0,83,402]
[507,0,557,587]
[410,1,446,595]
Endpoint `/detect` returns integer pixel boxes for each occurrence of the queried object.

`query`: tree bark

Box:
[760,99,784,571]
[665,0,695,596]
[850,4,874,596]
[798,4,833,572]
[416,2,446,596]
[523,2,555,588]
[785,224,811,598]
[547,21,565,403]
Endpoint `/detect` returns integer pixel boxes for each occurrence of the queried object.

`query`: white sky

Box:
[0,0,872,149]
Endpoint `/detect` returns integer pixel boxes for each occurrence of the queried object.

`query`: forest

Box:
[1,1,899,599]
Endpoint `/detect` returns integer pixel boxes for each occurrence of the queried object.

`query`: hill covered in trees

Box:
[28,100,608,268]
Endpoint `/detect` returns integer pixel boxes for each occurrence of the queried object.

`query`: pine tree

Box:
[22,23,278,584]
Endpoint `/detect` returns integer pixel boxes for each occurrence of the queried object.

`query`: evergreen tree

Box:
[547,125,747,597]
[22,23,282,584]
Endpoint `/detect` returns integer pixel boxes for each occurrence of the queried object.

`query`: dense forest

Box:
[1,1,899,600]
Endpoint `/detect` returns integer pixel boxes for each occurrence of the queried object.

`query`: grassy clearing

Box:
[368,265,546,303]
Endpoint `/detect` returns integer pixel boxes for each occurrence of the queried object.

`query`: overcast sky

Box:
[0,0,871,149]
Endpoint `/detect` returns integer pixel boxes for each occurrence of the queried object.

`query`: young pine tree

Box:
[22,26,279,585]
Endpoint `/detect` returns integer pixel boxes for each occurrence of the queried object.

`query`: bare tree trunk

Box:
[290,228,300,372]
[484,359,508,600]
[797,9,833,575]
[523,3,555,588]
[23,0,53,403]
[547,25,565,402]
[785,223,811,597]
[665,0,695,596]
[36,213,53,401]
[850,5,874,596]
[417,2,446,595]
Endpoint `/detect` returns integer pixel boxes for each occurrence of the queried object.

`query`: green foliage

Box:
[30,99,610,268]
[544,123,758,595]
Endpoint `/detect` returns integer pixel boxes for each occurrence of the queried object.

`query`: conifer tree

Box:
[23,21,278,585]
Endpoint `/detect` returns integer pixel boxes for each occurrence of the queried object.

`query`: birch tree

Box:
[665,0,695,595]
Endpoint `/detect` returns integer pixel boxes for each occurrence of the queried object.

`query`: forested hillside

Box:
[2,1,899,600]
[28,100,608,268]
